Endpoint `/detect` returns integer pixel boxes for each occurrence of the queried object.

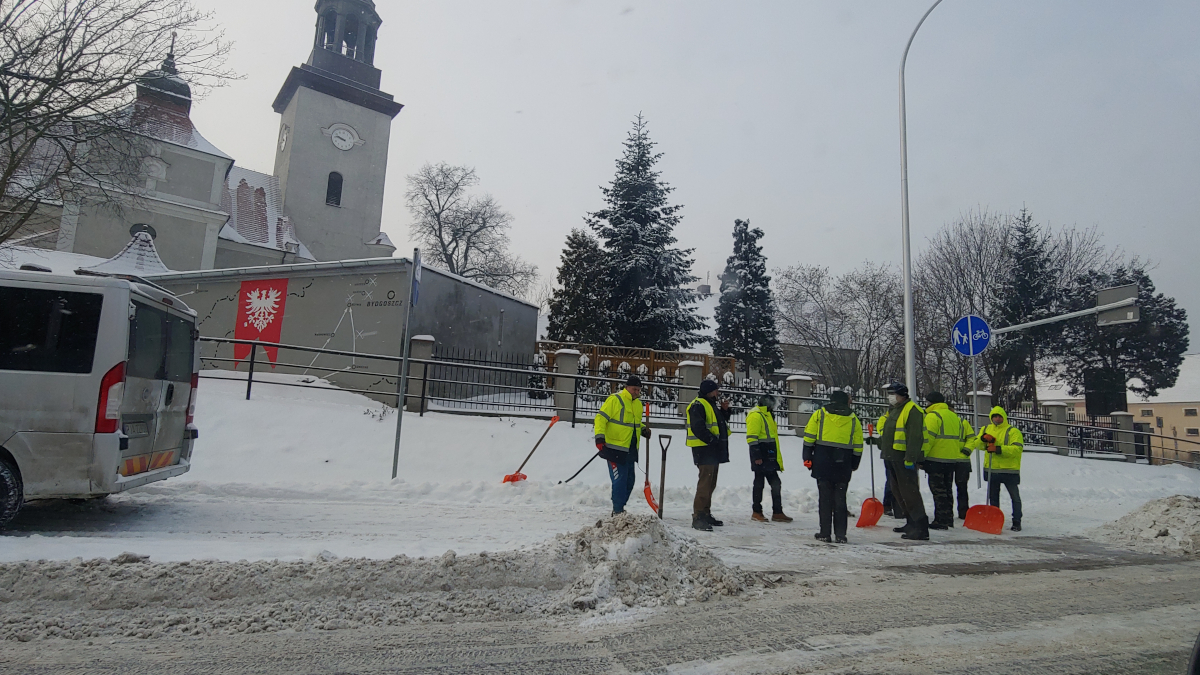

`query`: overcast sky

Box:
[190,0,1198,338]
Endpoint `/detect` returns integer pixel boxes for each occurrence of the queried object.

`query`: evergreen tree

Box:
[546,229,610,344]
[585,114,704,349]
[1046,265,1189,399]
[713,219,783,376]
[992,208,1055,407]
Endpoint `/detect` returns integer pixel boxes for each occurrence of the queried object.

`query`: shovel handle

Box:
[511,416,559,476]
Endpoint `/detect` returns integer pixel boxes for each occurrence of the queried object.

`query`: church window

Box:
[326,172,343,207]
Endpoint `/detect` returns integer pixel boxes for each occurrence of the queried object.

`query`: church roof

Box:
[219,166,315,260]
[113,97,232,160]
[78,232,172,276]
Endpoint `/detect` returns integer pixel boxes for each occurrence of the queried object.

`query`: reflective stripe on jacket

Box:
[922,403,972,463]
[593,388,643,454]
[891,400,922,452]
[746,405,783,471]
[970,406,1024,473]
[686,397,719,447]
[803,408,864,455]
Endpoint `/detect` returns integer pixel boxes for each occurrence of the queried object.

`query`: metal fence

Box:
[197,337,1200,470]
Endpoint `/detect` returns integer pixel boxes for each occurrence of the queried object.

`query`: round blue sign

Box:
[952,315,991,356]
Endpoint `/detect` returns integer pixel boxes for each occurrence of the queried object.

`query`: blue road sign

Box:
[952,315,991,356]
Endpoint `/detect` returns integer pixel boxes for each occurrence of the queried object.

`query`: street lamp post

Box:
[899,0,944,397]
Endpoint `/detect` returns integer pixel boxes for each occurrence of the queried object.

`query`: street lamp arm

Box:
[991,298,1137,335]
[899,0,946,399]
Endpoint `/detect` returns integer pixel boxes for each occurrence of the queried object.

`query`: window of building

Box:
[326,172,343,207]
[1185,408,1198,417]
[1187,428,1199,437]
[1140,409,1153,417]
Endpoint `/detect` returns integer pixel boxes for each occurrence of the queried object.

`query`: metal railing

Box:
[196,337,1200,469]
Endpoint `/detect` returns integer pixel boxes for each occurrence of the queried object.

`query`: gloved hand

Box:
[754,459,763,465]
[981,433,995,444]
[988,445,1001,455]
[595,440,604,452]
[803,460,813,469]
[904,461,917,471]
[641,426,651,439]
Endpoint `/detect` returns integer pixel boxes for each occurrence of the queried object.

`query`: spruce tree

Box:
[546,229,610,344]
[585,114,704,349]
[993,208,1055,406]
[713,219,783,376]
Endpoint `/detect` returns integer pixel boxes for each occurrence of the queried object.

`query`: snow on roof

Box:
[0,245,107,275]
[78,232,171,276]
[220,166,315,261]
[119,98,232,160]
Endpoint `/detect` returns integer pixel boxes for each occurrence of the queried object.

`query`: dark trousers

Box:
[693,464,719,517]
[752,469,783,514]
[925,466,955,526]
[887,459,927,522]
[883,459,904,517]
[986,472,1022,522]
[954,462,971,517]
[817,480,849,538]
[607,454,636,514]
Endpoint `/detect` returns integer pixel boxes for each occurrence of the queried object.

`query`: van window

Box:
[0,286,103,373]
[128,302,194,381]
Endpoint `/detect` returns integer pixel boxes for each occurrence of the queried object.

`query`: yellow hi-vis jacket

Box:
[803,407,864,455]
[970,406,1024,473]
[922,402,974,464]
[593,388,644,454]
[686,397,719,447]
[746,405,783,470]
[887,400,923,451]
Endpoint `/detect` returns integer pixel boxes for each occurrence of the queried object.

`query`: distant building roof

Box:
[78,231,171,276]
[219,166,315,261]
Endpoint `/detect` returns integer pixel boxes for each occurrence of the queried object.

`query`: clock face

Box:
[331,128,355,151]
[278,127,289,151]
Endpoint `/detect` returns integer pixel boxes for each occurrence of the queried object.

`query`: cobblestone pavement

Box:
[3,536,1197,674]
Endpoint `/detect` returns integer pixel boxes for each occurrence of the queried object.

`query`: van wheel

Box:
[0,458,23,530]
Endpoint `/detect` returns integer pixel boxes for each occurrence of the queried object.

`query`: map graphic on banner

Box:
[234,278,289,365]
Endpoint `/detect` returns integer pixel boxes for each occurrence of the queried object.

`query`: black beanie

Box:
[829,390,850,405]
[927,391,945,404]
[626,375,642,387]
[699,379,720,397]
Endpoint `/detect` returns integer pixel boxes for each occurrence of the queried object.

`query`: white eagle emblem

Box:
[244,288,282,332]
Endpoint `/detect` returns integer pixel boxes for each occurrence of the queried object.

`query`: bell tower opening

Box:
[309,0,381,82]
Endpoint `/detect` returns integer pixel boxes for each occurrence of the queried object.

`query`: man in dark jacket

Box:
[879,382,930,540]
[687,378,731,531]
[802,390,864,543]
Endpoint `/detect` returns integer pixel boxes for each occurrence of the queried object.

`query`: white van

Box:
[0,269,198,528]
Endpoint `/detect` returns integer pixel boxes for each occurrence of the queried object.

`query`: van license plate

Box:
[124,422,149,438]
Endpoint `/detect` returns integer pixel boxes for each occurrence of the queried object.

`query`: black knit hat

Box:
[829,390,850,405]
[698,379,720,396]
[927,391,945,404]
[625,375,642,387]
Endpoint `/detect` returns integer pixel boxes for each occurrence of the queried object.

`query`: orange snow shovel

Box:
[642,404,660,513]
[964,440,1005,534]
[503,415,559,483]
[856,423,885,528]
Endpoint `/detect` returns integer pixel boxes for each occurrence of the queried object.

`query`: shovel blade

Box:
[964,504,1005,535]
[502,472,527,484]
[643,482,660,513]
[856,497,884,528]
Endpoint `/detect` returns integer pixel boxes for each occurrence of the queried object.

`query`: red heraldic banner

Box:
[234,278,289,366]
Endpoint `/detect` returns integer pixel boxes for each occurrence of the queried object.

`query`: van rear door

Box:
[120,301,195,476]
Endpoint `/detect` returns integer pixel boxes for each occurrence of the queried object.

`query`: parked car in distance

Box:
[0,268,199,528]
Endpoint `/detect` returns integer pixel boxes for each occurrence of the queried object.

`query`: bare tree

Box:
[405,162,537,296]
[0,0,232,246]
[775,262,902,391]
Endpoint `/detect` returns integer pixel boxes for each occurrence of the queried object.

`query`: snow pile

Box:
[1091,495,1200,555]
[0,515,747,641]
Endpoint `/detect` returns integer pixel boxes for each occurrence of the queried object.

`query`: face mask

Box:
[887,394,899,405]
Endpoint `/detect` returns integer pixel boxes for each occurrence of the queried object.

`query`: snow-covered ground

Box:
[5,371,1200,566]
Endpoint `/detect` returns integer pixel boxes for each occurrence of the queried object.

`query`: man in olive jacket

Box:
[879,382,929,540]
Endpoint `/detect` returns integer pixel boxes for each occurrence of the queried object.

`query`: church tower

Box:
[272,0,402,262]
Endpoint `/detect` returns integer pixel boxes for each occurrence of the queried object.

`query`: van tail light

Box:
[96,362,126,434]
[186,372,199,425]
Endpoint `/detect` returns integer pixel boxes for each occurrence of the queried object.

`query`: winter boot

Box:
[1011,520,1022,532]
[771,512,793,523]
[893,519,912,533]
[901,516,930,541]
[835,535,848,544]
[692,515,713,532]
[929,522,949,530]
[814,532,832,543]
[705,513,724,527]
[751,512,768,522]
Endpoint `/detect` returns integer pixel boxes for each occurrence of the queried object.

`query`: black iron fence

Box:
[196,337,1200,469]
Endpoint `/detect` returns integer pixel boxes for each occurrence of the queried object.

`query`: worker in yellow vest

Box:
[802,389,864,543]
[920,392,973,529]
[747,394,791,523]
[970,406,1025,531]
[686,379,731,531]
[879,382,929,540]
[593,375,651,515]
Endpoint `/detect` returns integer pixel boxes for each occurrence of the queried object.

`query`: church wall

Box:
[71,204,212,271]
[151,259,538,404]
[274,86,392,262]
[214,240,307,269]
[159,149,221,205]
